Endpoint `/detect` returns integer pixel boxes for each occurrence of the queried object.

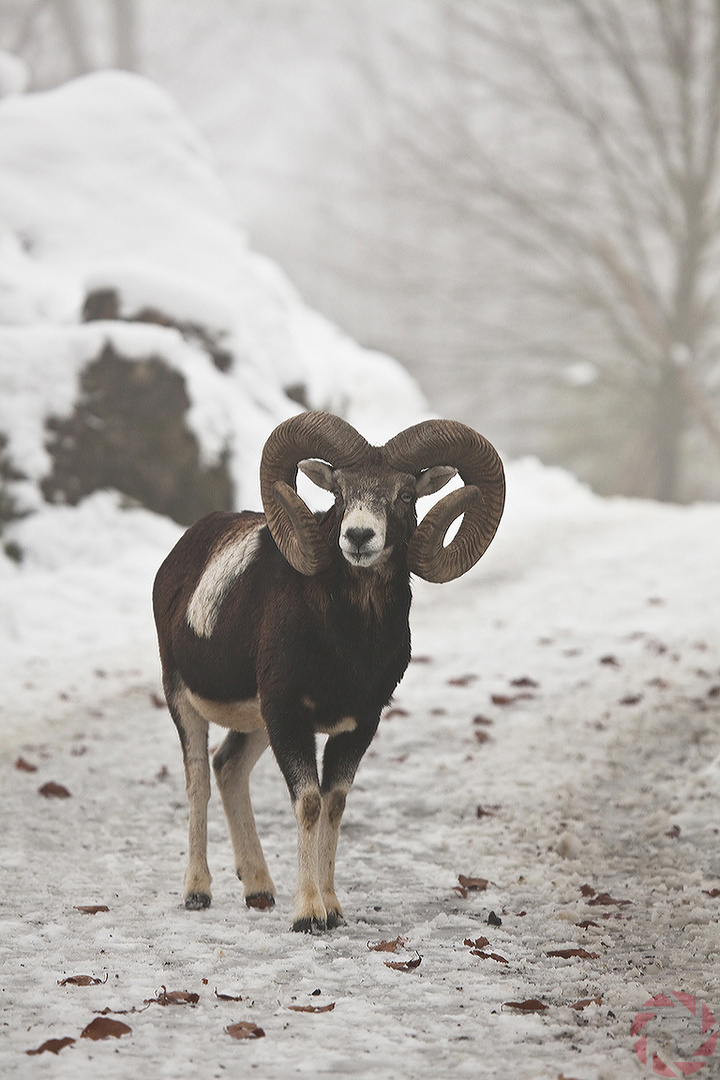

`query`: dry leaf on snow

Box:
[38,781,71,798]
[384,954,422,972]
[80,1017,131,1040]
[571,996,603,1010]
[58,973,108,985]
[503,999,548,1013]
[448,674,478,686]
[458,875,488,891]
[15,757,37,772]
[226,1021,265,1040]
[368,936,407,953]
[471,950,508,963]
[288,1002,335,1013]
[214,988,243,1001]
[547,948,599,959]
[26,1037,75,1055]
[74,904,109,914]
[587,892,631,907]
[145,986,199,1006]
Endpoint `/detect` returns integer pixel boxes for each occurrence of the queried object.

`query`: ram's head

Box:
[259,411,505,583]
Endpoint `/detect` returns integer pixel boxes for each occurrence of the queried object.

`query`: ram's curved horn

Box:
[260,411,371,575]
[384,419,505,583]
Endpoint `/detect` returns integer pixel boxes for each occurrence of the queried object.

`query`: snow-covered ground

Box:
[2,460,719,1080]
[0,70,719,1080]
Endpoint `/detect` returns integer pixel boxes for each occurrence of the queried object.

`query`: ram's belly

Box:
[185,688,264,733]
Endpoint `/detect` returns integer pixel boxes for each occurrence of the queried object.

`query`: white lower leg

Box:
[184,753,212,903]
[318,787,348,923]
[293,787,325,930]
[215,730,275,902]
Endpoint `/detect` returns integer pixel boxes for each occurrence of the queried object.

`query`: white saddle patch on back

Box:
[186,526,262,638]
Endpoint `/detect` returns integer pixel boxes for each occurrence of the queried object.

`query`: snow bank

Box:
[0,70,427,520]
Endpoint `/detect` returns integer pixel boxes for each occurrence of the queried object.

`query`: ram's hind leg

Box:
[167,681,212,909]
[212,729,276,909]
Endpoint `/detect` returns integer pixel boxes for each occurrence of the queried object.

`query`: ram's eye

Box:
[398,491,414,504]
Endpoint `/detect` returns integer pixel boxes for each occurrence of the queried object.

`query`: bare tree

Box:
[383,0,720,500]
[0,0,138,86]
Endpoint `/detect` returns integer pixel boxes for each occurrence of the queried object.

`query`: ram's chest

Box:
[306,606,410,714]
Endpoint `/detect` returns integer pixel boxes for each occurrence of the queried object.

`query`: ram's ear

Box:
[415,465,457,498]
[297,459,335,491]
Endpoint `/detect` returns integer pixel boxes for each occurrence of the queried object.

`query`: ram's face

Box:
[298,458,456,569]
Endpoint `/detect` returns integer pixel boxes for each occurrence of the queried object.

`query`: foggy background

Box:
[3,0,720,503]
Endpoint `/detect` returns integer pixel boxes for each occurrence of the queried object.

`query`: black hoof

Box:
[185,892,211,910]
[326,910,345,930]
[245,892,275,911]
[292,916,327,934]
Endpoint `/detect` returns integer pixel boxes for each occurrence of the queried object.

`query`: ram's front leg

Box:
[266,715,326,932]
[319,718,379,928]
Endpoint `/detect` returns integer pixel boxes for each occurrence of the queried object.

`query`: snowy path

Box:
[2,469,719,1080]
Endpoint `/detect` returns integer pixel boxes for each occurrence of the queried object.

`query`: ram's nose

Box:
[344,526,376,552]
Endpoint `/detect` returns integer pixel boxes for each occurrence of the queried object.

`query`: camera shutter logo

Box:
[632,992,717,1076]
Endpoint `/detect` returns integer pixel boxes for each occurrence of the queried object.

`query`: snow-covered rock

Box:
[0,70,427,530]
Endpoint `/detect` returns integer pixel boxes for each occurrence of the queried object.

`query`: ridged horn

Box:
[384,419,505,583]
[260,411,371,574]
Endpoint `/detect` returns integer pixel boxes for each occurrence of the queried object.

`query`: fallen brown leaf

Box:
[384,954,422,972]
[703,888,720,898]
[599,655,620,667]
[26,1037,75,1055]
[571,996,603,1010]
[464,937,489,950]
[510,676,539,688]
[476,805,498,819]
[473,714,493,726]
[38,781,71,798]
[474,730,491,744]
[288,1002,335,1013]
[458,875,488,891]
[15,756,38,772]
[58,974,107,986]
[384,707,409,718]
[470,950,508,963]
[74,905,109,914]
[214,988,243,1001]
[150,692,165,708]
[575,920,600,929]
[619,694,643,706]
[579,884,596,897]
[547,948,599,959]
[368,936,407,953]
[145,986,199,1006]
[226,1021,265,1040]
[587,892,631,907]
[503,999,548,1013]
[448,674,478,686]
[80,1017,131,1040]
